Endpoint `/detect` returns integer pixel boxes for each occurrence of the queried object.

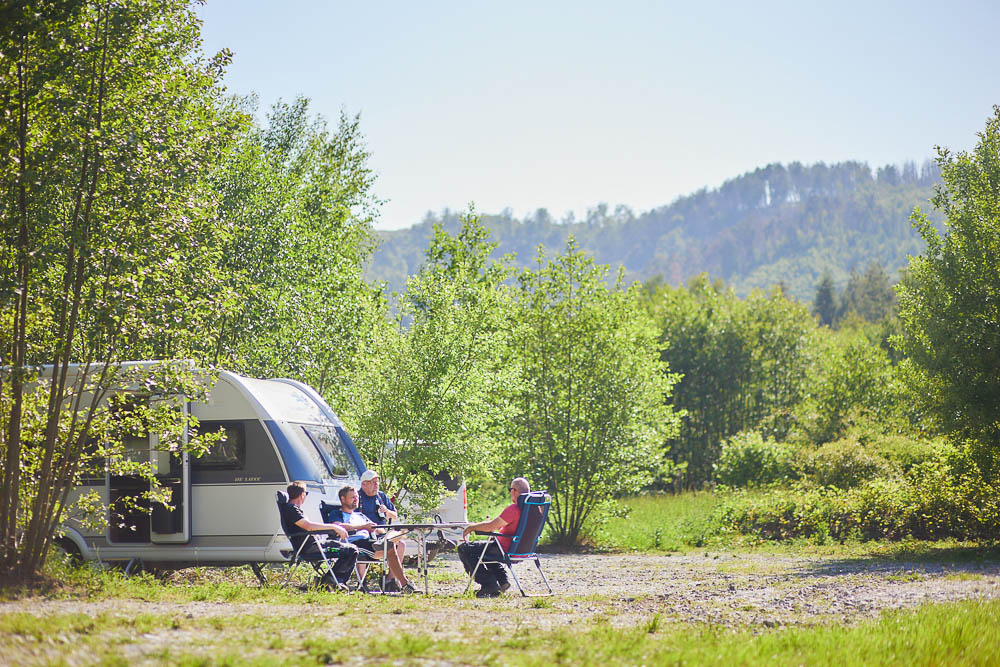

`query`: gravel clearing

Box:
[3,551,999,630]
[2,551,999,664]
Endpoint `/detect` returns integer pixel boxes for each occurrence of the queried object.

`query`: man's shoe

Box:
[383,579,401,593]
[475,586,501,598]
[401,582,421,595]
[321,573,349,592]
[498,580,511,594]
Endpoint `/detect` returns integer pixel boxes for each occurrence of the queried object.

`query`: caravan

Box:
[54,363,456,570]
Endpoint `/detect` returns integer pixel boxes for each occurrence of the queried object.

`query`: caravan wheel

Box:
[51,538,83,566]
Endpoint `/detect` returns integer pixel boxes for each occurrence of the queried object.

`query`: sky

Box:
[196,1,1000,230]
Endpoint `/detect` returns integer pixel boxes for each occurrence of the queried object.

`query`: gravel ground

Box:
[2,550,1000,665]
[3,551,1000,632]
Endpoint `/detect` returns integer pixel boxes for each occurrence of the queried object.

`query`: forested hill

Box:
[366,160,942,302]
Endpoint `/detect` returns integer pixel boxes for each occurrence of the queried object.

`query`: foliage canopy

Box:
[505,238,681,545]
[897,106,1000,472]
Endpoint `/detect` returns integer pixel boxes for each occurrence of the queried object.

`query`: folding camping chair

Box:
[275,491,354,590]
[320,499,388,593]
[464,490,554,597]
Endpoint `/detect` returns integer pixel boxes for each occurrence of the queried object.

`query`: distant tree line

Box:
[704,109,1000,542]
[368,160,942,302]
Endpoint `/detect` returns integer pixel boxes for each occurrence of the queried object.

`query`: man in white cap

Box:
[357,469,408,592]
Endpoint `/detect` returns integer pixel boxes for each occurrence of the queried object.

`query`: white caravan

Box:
[55,364,369,571]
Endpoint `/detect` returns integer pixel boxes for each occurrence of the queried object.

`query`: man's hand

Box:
[330,524,348,540]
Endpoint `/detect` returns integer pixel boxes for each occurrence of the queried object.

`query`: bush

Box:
[711,442,1000,543]
[806,438,894,489]
[868,432,941,472]
[714,431,799,488]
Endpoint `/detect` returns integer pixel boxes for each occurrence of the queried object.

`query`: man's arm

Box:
[294,518,349,540]
[462,514,509,540]
[332,515,377,533]
[379,493,399,521]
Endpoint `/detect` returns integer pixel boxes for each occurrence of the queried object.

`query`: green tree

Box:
[208,97,384,409]
[646,277,814,487]
[838,261,897,325]
[793,332,897,444]
[347,214,515,509]
[896,106,1000,472]
[506,239,680,545]
[813,273,837,326]
[0,0,233,578]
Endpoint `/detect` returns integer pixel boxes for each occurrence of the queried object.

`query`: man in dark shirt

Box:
[459,477,529,598]
[357,469,408,590]
[280,481,358,590]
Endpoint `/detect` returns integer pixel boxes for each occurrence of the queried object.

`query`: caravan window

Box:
[300,425,358,478]
[191,421,246,470]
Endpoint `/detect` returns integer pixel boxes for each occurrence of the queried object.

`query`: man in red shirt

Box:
[459,477,530,598]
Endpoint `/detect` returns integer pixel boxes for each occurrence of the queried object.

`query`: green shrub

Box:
[869,432,941,471]
[807,438,894,489]
[713,431,799,488]
[711,444,1000,543]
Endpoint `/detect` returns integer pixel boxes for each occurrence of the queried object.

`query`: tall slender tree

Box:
[207,97,384,408]
[0,0,233,579]
[347,213,515,509]
[813,273,837,326]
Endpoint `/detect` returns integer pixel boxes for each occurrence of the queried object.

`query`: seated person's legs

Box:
[482,541,508,588]
[354,538,414,591]
[394,539,405,564]
[380,543,410,589]
[327,542,358,585]
[457,541,483,574]
[458,541,502,592]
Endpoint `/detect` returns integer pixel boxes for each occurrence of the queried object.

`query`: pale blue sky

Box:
[196,1,1000,230]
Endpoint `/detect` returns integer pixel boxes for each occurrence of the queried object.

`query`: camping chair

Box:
[464,490,553,597]
[320,500,388,593]
[275,491,353,590]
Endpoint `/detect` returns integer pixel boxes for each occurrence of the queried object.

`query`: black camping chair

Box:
[320,500,387,593]
[275,491,352,590]
[464,490,553,597]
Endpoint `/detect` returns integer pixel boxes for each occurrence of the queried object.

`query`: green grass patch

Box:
[3,599,999,665]
[584,491,1000,558]
[508,599,1000,666]
[589,491,737,551]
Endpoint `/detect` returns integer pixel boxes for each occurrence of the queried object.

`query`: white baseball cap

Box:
[360,470,379,483]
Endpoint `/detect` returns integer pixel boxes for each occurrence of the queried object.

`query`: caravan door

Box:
[150,396,191,544]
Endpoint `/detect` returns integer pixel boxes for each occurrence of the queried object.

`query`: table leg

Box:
[422,530,429,595]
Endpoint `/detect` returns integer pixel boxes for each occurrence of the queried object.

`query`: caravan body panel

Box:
[59,363,363,565]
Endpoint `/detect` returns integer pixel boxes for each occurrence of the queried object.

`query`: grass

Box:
[2,598,998,665]
[3,491,997,663]
[520,599,1000,666]
[3,558,476,606]
[584,492,1000,563]
[589,490,735,552]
